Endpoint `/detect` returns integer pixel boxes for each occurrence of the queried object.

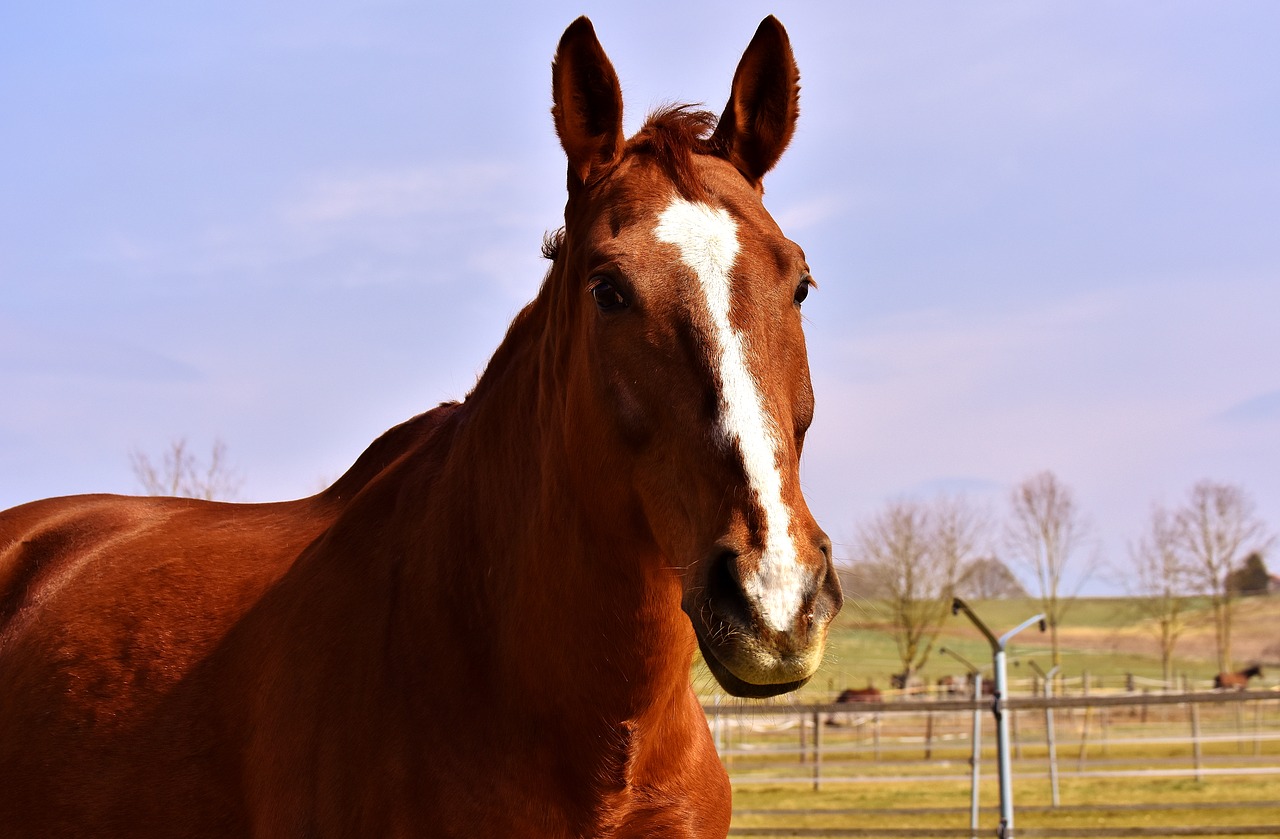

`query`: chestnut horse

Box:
[1214,664,1263,690]
[0,16,840,839]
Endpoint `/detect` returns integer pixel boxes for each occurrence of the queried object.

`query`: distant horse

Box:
[0,17,840,838]
[836,684,883,704]
[828,684,882,726]
[967,672,996,697]
[1214,664,1263,690]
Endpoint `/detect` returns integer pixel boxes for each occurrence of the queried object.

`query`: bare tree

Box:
[1129,503,1192,684]
[1173,481,1273,673]
[130,438,243,501]
[1005,471,1091,667]
[858,497,982,682]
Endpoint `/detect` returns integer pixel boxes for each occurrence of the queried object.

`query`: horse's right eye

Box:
[590,279,628,312]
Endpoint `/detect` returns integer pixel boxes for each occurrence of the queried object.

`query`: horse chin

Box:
[695,634,813,699]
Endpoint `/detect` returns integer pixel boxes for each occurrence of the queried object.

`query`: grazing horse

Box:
[1214,664,1263,690]
[0,16,840,839]
[828,684,882,726]
[836,684,883,703]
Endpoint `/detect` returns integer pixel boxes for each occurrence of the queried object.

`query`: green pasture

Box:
[695,595,1277,702]
[730,776,1280,835]
[695,595,1280,835]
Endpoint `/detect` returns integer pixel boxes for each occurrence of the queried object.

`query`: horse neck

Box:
[401,284,698,725]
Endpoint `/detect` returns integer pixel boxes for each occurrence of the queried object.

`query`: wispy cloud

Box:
[282,163,513,225]
[0,317,202,383]
[1218,389,1280,423]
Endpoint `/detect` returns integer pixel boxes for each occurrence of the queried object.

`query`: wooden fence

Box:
[703,689,1280,837]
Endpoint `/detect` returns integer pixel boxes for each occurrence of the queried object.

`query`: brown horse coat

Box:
[0,16,839,838]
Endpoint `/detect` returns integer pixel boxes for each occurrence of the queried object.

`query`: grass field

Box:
[700,593,1280,836]
[695,594,1280,703]
[719,702,1280,836]
[730,776,1280,835]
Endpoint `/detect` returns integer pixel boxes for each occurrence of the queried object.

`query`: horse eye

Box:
[794,277,814,306]
[590,279,627,312]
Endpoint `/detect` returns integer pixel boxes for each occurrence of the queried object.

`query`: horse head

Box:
[546,17,841,698]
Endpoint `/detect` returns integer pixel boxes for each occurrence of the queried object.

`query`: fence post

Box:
[1254,699,1263,757]
[925,710,935,760]
[799,708,807,764]
[970,674,984,839]
[1077,673,1092,772]
[813,709,823,792]
[1189,701,1203,783]
[873,712,881,761]
[1044,668,1061,808]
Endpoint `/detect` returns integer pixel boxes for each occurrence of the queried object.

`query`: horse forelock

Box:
[541,106,731,267]
[627,105,720,203]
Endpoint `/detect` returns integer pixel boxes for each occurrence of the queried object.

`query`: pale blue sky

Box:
[3,2,1277,594]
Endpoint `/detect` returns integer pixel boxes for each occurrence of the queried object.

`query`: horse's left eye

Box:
[590,279,628,312]
[794,276,814,306]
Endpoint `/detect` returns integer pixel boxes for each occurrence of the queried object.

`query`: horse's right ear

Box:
[710,16,799,187]
[552,17,625,187]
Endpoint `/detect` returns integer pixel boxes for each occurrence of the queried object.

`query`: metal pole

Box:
[952,598,1045,839]
[994,646,1014,837]
[940,646,984,839]
[970,672,983,839]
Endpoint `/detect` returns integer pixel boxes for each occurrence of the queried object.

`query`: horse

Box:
[827,684,882,726]
[835,684,883,704]
[0,16,841,839]
[937,674,962,696]
[1214,664,1263,690]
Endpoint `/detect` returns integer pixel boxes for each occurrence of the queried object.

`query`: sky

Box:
[2,1,1277,596]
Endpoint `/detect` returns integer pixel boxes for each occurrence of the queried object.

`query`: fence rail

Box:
[704,688,1280,716]
[707,690,1280,837]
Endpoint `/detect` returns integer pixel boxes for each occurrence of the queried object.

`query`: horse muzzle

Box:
[684,540,842,698]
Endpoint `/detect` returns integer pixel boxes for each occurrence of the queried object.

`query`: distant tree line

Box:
[846,472,1273,683]
[1131,480,1274,679]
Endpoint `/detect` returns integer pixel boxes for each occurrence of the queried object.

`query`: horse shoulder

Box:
[0,493,334,835]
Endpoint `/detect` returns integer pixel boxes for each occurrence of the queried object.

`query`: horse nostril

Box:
[706,549,754,630]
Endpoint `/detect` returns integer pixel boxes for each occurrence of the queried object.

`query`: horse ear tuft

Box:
[552,17,626,187]
[710,16,800,186]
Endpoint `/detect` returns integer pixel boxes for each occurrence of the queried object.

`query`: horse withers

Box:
[0,16,840,838]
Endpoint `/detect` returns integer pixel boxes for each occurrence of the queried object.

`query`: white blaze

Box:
[655,197,803,633]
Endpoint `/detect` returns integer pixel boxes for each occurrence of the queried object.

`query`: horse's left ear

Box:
[552,17,626,187]
[710,16,800,186]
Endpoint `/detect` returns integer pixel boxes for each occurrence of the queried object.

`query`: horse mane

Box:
[628,104,720,203]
